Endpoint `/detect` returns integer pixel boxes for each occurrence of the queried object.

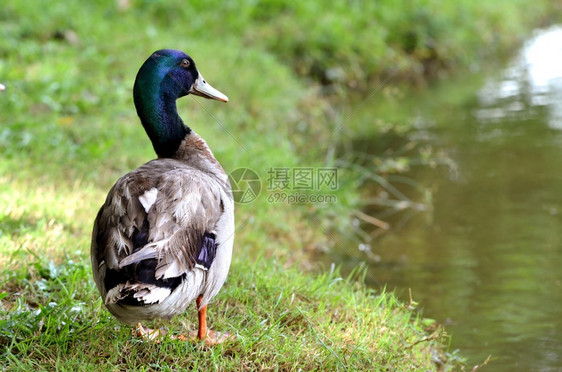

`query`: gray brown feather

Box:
[94,158,229,283]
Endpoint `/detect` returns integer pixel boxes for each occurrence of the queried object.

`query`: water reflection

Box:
[477,26,562,129]
[334,26,562,371]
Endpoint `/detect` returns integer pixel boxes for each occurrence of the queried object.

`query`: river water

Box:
[336,27,562,370]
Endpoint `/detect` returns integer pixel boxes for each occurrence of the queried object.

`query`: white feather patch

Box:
[104,284,171,305]
[139,187,158,213]
[105,285,124,304]
[134,286,171,304]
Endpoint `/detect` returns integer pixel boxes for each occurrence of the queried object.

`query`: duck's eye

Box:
[180,59,190,68]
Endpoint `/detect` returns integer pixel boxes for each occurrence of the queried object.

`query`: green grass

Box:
[1,0,559,370]
[1,253,454,370]
[0,164,456,370]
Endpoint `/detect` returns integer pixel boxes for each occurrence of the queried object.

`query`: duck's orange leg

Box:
[196,295,207,340]
[187,295,235,345]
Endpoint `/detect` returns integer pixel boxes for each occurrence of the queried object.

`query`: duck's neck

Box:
[134,90,191,158]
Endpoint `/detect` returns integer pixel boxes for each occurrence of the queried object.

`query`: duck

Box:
[91,49,235,344]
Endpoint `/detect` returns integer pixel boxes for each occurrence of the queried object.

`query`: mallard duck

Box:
[91,49,234,344]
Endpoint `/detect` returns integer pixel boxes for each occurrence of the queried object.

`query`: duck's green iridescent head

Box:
[133,49,228,157]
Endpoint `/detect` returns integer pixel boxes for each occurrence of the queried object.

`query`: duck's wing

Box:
[91,159,232,305]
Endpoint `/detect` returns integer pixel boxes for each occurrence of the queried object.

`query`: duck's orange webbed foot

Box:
[134,323,168,342]
[187,329,236,345]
